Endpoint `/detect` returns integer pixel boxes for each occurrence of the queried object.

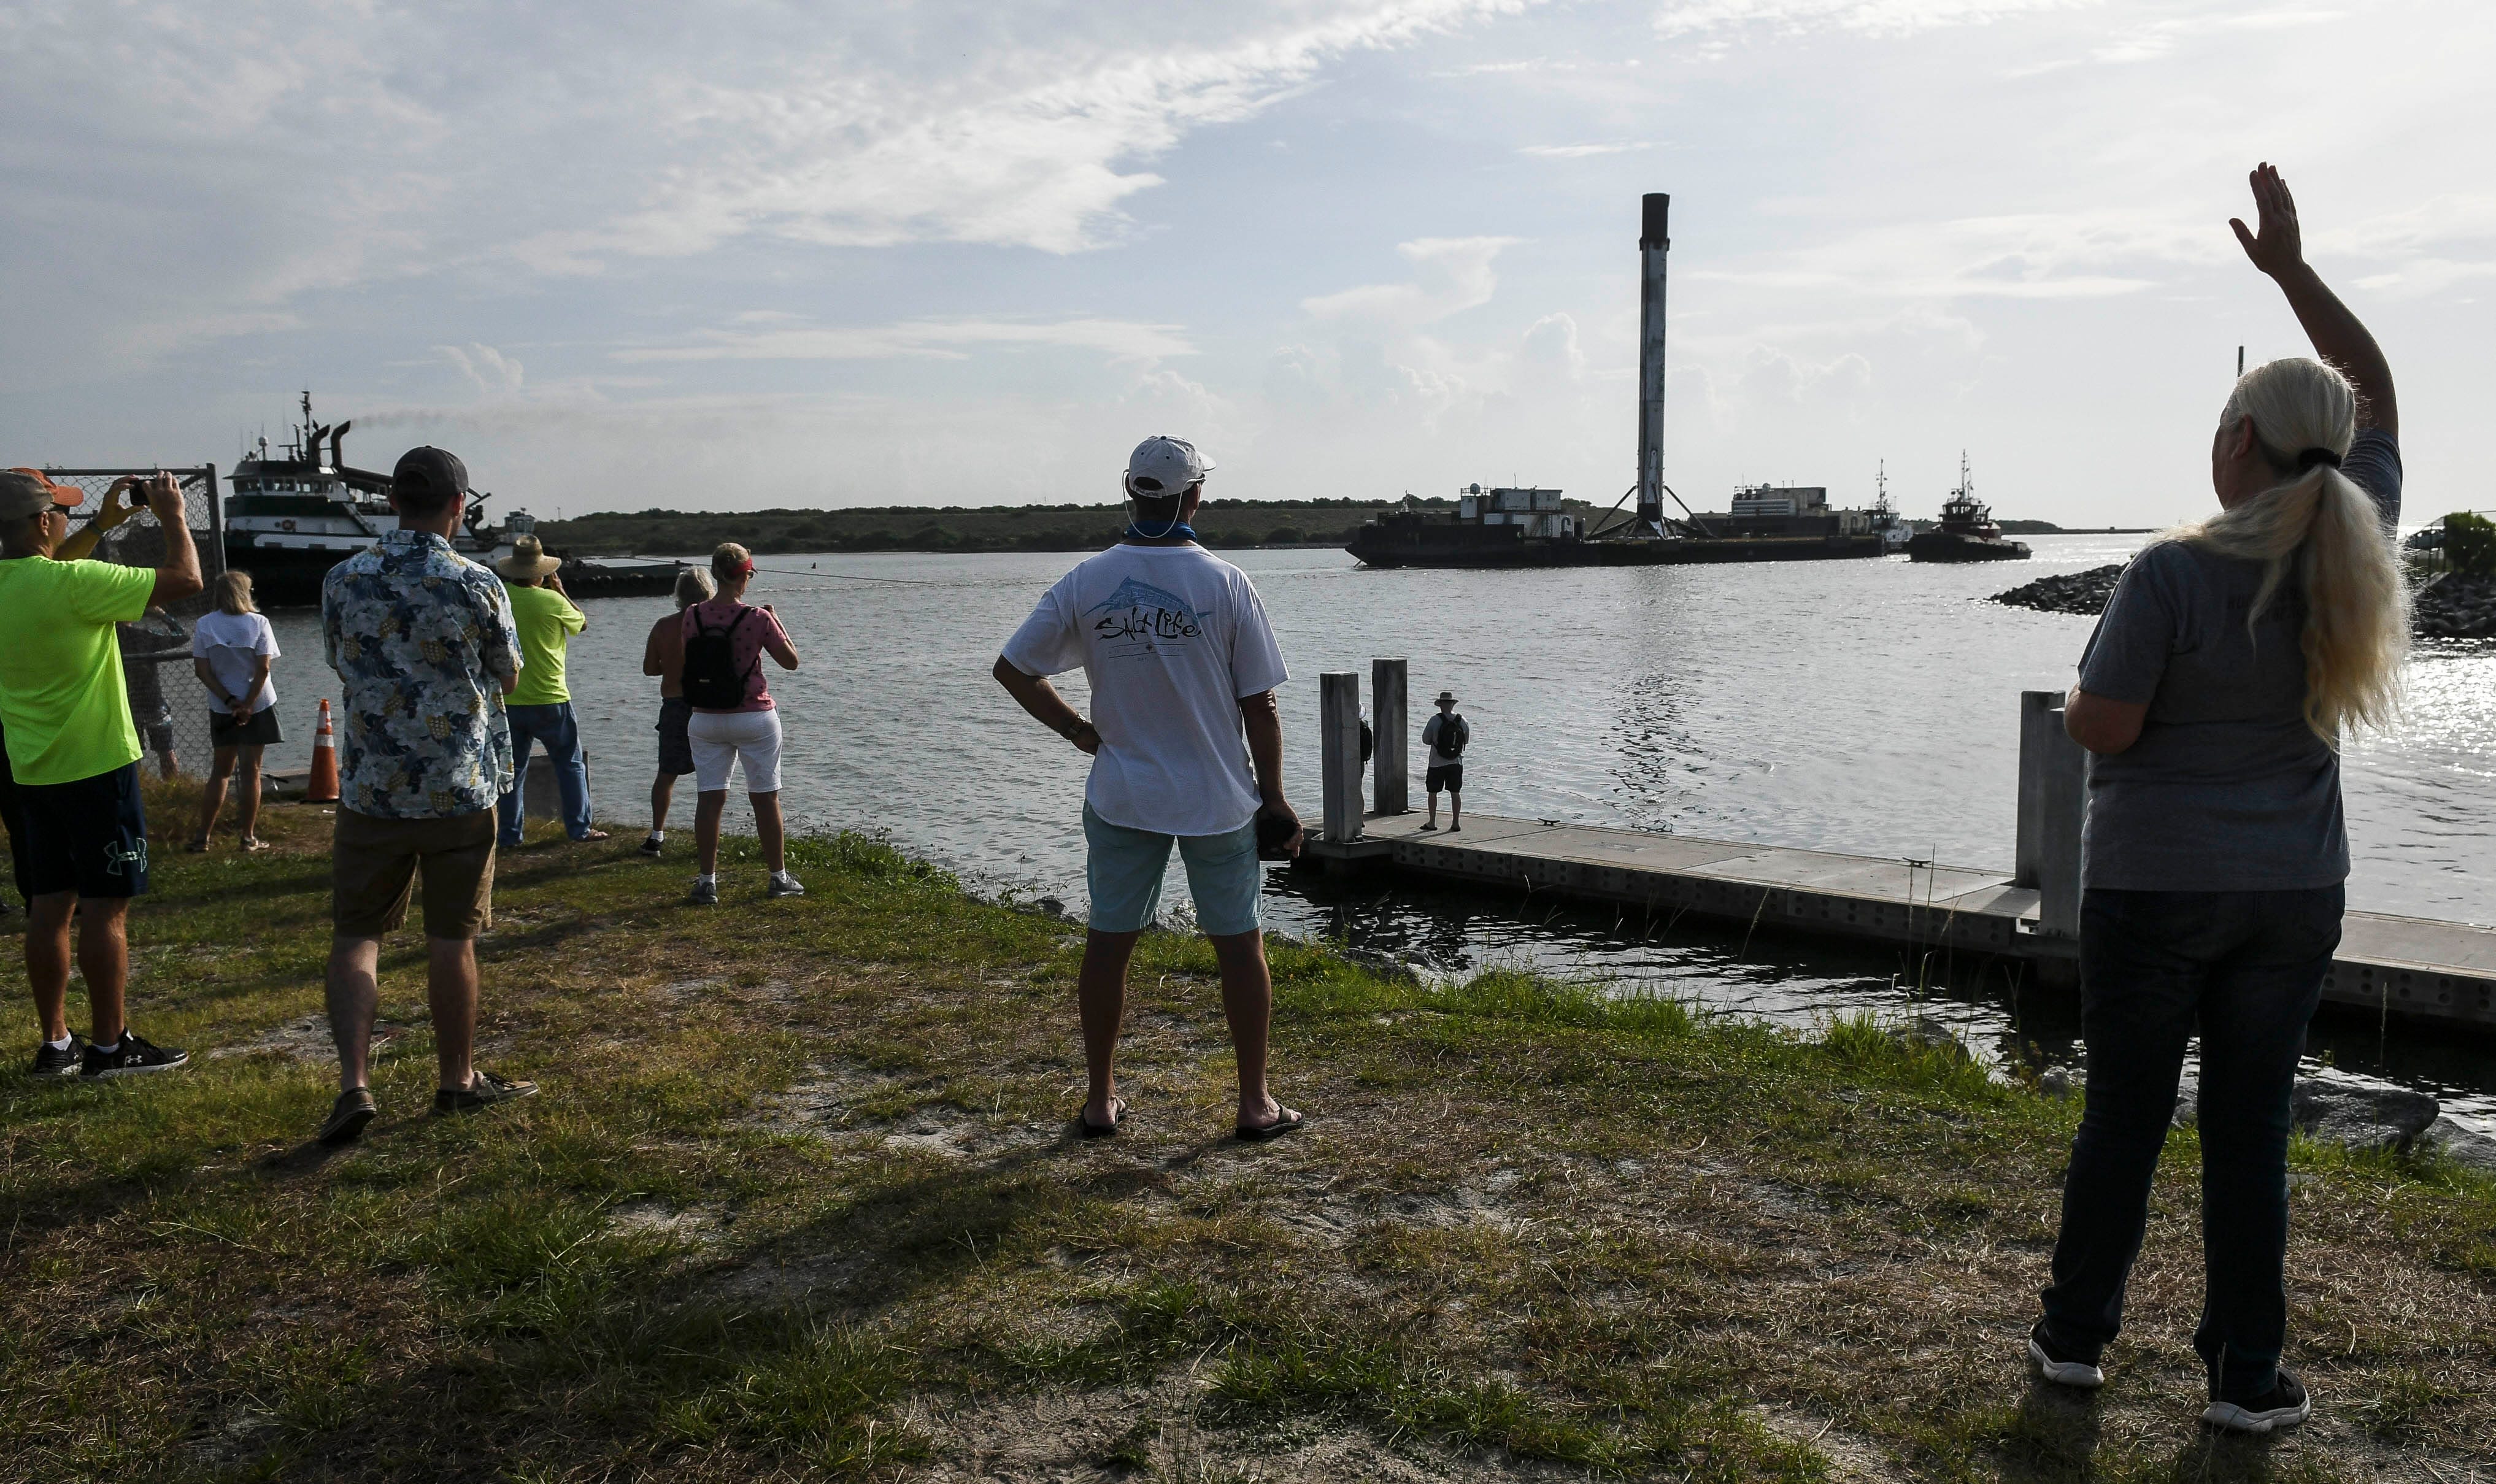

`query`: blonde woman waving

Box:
[2030,164,2408,1435]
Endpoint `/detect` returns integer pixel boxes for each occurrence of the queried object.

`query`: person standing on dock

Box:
[2031,164,2410,1437]
[0,469,201,1078]
[495,534,607,847]
[1419,690,1468,833]
[317,447,537,1146]
[680,543,803,904]
[639,566,715,858]
[992,435,1307,1141]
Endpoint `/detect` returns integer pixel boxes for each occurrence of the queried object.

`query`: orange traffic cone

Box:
[306,699,340,804]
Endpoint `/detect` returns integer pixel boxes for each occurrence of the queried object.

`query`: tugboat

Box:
[1905,453,2030,563]
[225,393,682,604]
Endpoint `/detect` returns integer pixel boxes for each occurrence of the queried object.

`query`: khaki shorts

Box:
[332,807,496,940]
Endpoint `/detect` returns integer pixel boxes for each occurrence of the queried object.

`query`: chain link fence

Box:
[40,467,227,777]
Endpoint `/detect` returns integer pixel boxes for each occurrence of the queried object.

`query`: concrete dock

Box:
[1308,809,2496,1033]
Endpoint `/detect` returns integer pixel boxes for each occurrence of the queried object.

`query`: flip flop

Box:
[1077,1096,1127,1138]
[1235,1108,1306,1142]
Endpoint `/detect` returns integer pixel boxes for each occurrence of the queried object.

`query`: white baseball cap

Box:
[1125,436,1214,498]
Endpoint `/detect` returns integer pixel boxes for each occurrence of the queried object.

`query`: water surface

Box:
[260,538,2496,1122]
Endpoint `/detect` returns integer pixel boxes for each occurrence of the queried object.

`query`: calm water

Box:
[259,537,2496,1123]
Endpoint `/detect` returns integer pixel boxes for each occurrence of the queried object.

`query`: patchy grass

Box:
[1,793,2490,1482]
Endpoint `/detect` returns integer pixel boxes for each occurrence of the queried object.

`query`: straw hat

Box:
[495,533,563,582]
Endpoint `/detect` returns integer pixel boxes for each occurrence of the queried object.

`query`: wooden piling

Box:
[2015,690,2085,943]
[1371,658,1409,817]
[1319,672,1364,845]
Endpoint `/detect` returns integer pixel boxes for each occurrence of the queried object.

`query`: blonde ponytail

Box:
[2174,356,2408,746]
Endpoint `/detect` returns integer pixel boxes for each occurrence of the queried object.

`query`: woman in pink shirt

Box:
[675,543,801,904]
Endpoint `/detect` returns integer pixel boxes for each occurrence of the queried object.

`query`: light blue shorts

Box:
[1082,803,1265,937]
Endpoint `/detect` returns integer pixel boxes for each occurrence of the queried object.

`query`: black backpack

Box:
[682,606,759,710]
[1433,713,1468,757]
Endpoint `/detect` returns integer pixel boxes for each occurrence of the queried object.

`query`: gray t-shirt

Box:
[1422,712,1468,767]
[2077,430,2401,891]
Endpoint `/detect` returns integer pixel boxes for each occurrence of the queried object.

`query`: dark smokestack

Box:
[1636,193,1670,532]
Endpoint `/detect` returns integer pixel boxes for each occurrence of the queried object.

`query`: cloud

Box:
[1520,313,1585,377]
[1691,210,2207,301]
[500,1,1547,267]
[615,318,1197,364]
[0,0,1544,374]
[437,344,526,393]
[2003,6,2341,75]
[1517,141,1656,158]
[1654,0,2095,40]
[1302,237,1523,325]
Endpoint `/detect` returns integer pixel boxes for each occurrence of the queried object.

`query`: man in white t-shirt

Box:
[994,436,1307,1142]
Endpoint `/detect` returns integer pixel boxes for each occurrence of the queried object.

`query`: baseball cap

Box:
[392,446,471,509]
[0,469,81,522]
[1125,436,1214,498]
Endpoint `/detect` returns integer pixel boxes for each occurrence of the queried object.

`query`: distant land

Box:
[539,498,1484,556]
[1997,519,2155,536]
[537,499,2135,556]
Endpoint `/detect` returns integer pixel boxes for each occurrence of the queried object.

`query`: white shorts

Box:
[687,709,784,794]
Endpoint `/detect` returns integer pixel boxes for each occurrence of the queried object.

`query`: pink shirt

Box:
[681,598,790,713]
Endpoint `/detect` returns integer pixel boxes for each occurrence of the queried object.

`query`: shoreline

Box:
[5,799,2490,1479]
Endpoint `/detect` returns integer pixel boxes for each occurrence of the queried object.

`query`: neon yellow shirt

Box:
[0,556,158,785]
[504,582,585,707]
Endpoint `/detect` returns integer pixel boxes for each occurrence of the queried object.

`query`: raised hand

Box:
[93,479,134,530]
[2229,161,2305,280]
[138,471,184,523]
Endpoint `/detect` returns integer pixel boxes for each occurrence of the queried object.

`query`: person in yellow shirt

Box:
[0,469,203,1077]
[495,534,606,845]
[0,471,130,912]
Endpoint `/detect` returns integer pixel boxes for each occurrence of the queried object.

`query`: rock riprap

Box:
[2171,1065,2443,1153]
[1989,565,2124,615]
[2413,573,2496,639]
[1995,565,2496,639]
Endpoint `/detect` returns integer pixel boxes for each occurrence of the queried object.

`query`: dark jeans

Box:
[2041,885,2342,1402]
[498,702,595,845]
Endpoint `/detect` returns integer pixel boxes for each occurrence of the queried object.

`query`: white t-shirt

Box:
[191,609,280,716]
[1003,543,1289,837]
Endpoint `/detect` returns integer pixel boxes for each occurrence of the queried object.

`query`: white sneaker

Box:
[766,872,806,899]
[2202,1371,2310,1434]
[2027,1323,2103,1388]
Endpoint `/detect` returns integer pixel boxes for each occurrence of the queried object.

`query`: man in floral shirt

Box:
[314,446,536,1145]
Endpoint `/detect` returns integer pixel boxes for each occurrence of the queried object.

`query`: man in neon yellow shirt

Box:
[0,469,203,1077]
[495,534,606,845]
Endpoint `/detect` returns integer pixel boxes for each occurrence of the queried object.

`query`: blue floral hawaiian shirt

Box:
[320,530,522,819]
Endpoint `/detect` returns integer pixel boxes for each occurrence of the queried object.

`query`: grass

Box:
[1,784,2490,1481]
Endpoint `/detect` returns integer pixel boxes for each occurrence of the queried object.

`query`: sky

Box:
[4,0,2492,529]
